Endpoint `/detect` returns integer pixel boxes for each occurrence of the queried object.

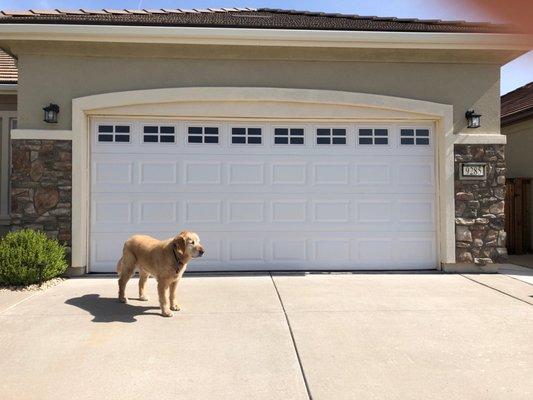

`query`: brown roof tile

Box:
[0,8,511,33]
[0,49,17,84]
[501,82,533,125]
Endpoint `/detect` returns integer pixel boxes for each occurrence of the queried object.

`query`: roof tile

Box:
[0,8,510,33]
[501,82,533,125]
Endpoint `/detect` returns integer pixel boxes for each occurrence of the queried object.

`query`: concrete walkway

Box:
[0,271,532,400]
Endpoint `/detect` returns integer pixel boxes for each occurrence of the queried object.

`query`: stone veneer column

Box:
[10,139,72,261]
[454,144,507,266]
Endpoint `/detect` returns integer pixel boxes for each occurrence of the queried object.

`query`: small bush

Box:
[0,229,68,286]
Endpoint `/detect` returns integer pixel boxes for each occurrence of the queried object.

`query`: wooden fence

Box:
[505,177,531,254]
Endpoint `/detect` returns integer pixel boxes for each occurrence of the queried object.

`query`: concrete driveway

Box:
[1,270,532,400]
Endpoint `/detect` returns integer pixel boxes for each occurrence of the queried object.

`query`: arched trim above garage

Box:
[71,87,454,271]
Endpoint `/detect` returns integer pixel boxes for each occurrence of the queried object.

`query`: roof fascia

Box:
[0,24,530,50]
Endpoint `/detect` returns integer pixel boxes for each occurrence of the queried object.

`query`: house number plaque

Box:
[459,163,487,180]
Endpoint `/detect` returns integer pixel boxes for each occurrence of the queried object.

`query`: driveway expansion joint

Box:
[460,274,533,306]
[270,273,313,400]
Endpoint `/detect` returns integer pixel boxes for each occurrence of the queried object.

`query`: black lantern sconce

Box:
[43,103,59,123]
[465,109,481,129]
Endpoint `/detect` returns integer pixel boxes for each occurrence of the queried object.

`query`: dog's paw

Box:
[161,310,174,317]
[138,295,149,301]
[170,304,181,311]
[118,297,128,304]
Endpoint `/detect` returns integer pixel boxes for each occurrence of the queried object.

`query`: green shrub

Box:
[0,229,68,286]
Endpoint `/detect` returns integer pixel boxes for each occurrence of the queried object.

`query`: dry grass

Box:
[0,277,65,292]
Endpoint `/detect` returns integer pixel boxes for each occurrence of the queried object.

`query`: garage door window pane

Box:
[115,134,130,142]
[160,126,175,134]
[115,126,130,133]
[98,134,113,142]
[232,127,262,144]
[188,126,219,144]
[358,128,388,145]
[205,135,218,143]
[143,135,158,143]
[400,128,430,146]
[188,135,202,143]
[143,125,175,144]
[160,135,175,143]
[98,125,113,133]
[401,137,415,145]
[275,128,304,145]
[316,128,346,145]
[232,136,246,144]
[97,124,131,143]
[144,126,158,134]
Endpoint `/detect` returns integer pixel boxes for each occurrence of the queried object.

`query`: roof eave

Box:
[502,108,533,126]
[0,24,530,51]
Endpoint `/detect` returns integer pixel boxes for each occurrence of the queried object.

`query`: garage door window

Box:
[143,125,176,143]
[358,128,388,145]
[400,129,430,145]
[274,128,305,145]
[188,126,219,144]
[97,124,131,143]
[231,127,262,144]
[316,128,347,145]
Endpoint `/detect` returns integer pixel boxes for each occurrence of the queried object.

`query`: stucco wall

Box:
[14,48,500,134]
[503,118,533,249]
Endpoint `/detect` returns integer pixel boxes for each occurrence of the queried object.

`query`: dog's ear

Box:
[173,234,186,257]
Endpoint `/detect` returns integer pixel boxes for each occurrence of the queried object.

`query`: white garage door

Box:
[90,118,437,272]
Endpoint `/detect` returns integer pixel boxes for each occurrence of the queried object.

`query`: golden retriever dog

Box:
[117,231,204,317]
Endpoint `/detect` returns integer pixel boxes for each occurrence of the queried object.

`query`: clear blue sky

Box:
[0,0,530,94]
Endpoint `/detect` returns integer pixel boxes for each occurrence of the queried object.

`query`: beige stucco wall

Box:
[503,118,533,250]
[11,43,501,135]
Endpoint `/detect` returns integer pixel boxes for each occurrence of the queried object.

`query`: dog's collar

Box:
[172,247,184,272]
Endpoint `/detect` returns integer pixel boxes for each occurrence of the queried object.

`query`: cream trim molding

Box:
[455,133,507,144]
[0,24,531,50]
[11,129,73,140]
[71,87,456,272]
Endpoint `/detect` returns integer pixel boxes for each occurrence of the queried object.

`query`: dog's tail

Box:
[116,257,123,275]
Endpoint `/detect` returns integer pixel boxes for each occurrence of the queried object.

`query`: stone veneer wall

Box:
[10,140,72,258]
[454,144,507,265]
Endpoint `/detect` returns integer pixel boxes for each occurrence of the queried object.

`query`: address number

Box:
[459,163,487,180]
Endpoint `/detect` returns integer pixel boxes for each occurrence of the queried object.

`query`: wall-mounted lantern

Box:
[465,109,481,129]
[43,103,59,124]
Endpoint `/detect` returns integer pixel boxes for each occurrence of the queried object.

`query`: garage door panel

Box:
[92,200,132,222]
[91,194,435,232]
[90,119,436,271]
[139,161,177,184]
[184,162,222,185]
[90,231,436,271]
[92,154,435,194]
[139,201,177,223]
[228,201,265,223]
[184,201,223,223]
[228,162,265,185]
[313,163,350,185]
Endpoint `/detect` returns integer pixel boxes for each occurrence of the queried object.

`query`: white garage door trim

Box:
[71,87,455,272]
[90,117,437,272]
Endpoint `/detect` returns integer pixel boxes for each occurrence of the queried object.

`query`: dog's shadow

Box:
[65,294,160,323]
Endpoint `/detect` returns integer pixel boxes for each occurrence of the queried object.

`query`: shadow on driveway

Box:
[65,294,160,323]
